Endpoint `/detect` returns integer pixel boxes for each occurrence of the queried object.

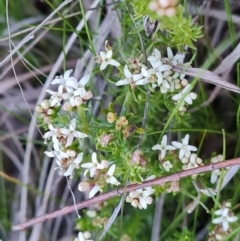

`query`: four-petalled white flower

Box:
[152,135,176,159]
[212,206,238,232]
[100,49,120,70]
[172,134,197,159]
[59,118,88,147]
[115,65,143,86]
[81,152,109,177]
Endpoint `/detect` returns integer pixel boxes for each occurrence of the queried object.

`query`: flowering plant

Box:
[8,0,240,241]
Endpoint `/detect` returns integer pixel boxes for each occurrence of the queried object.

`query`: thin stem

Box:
[12,157,240,231]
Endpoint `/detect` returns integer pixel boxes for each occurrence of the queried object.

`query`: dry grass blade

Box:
[172,65,240,93]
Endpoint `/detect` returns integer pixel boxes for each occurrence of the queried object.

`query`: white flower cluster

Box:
[152,134,200,172]
[126,176,155,209]
[210,202,238,240]
[48,69,93,111]
[78,152,120,198]
[114,47,197,113]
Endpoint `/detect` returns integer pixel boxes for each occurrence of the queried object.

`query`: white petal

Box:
[186,145,197,152]
[81,163,93,168]
[74,152,83,164]
[212,217,223,224]
[107,176,120,185]
[51,78,65,85]
[182,135,189,145]
[92,152,98,163]
[124,65,132,78]
[74,131,88,139]
[160,149,166,159]
[139,197,147,209]
[171,141,183,149]
[222,220,229,232]
[156,72,163,85]
[165,145,176,151]
[64,163,75,177]
[44,151,55,157]
[89,185,101,198]
[107,164,116,176]
[106,50,113,59]
[66,134,74,147]
[167,47,173,60]
[90,167,97,178]
[141,67,151,78]
[115,79,129,86]
[70,118,76,130]
[158,64,172,72]
[135,78,149,85]
[64,69,73,79]
[172,93,182,101]
[162,135,168,148]
[133,73,143,81]
[184,95,193,105]
[179,149,186,159]
[152,144,162,150]
[227,216,238,223]
[100,61,108,70]
[100,51,106,60]
[79,74,90,87]
[109,59,120,67]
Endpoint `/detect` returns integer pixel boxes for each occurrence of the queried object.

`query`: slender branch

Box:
[12,157,240,231]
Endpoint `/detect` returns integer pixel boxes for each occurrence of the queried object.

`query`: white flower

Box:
[64,152,83,177]
[43,124,62,150]
[139,66,163,86]
[51,69,79,94]
[59,118,88,147]
[172,85,197,105]
[152,135,176,159]
[46,89,62,106]
[166,47,185,66]
[99,50,120,70]
[81,152,109,177]
[162,161,173,172]
[75,231,93,241]
[126,187,154,209]
[115,65,143,86]
[106,164,121,185]
[172,134,197,160]
[126,176,155,209]
[212,207,238,232]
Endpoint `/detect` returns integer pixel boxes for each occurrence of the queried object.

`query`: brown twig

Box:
[12,157,240,231]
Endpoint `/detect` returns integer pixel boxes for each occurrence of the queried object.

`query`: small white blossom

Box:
[152,135,176,159]
[126,176,155,209]
[64,152,83,177]
[59,118,88,147]
[81,152,109,177]
[172,85,197,105]
[99,50,120,70]
[51,69,78,94]
[106,164,121,186]
[43,124,61,150]
[166,47,185,66]
[162,161,173,172]
[139,66,163,86]
[212,206,238,232]
[172,134,197,160]
[115,65,143,86]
